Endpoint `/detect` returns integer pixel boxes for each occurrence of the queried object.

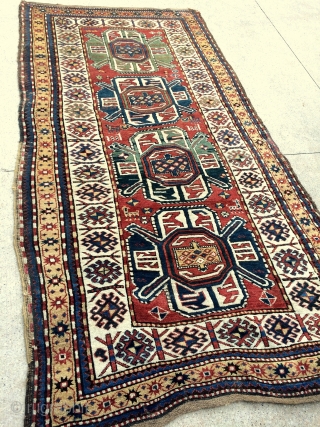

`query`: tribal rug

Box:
[17,2,320,427]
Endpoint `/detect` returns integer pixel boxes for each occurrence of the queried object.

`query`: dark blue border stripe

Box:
[68,376,320,427]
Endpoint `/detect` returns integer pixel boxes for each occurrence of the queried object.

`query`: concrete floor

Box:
[0,0,319,426]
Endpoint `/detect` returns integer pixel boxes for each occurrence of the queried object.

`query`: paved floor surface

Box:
[0,1,319,426]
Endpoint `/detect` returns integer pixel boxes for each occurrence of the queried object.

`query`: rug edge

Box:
[16,3,36,426]
[16,0,34,366]
[133,393,320,427]
[16,4,320,427]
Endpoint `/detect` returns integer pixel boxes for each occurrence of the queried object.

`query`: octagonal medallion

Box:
[162,228,232,287]
[141,144,200,186]
[120,85,173,113]
[109,38,149,62]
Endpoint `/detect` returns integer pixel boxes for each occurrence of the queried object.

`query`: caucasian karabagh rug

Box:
[18,2,320,426]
